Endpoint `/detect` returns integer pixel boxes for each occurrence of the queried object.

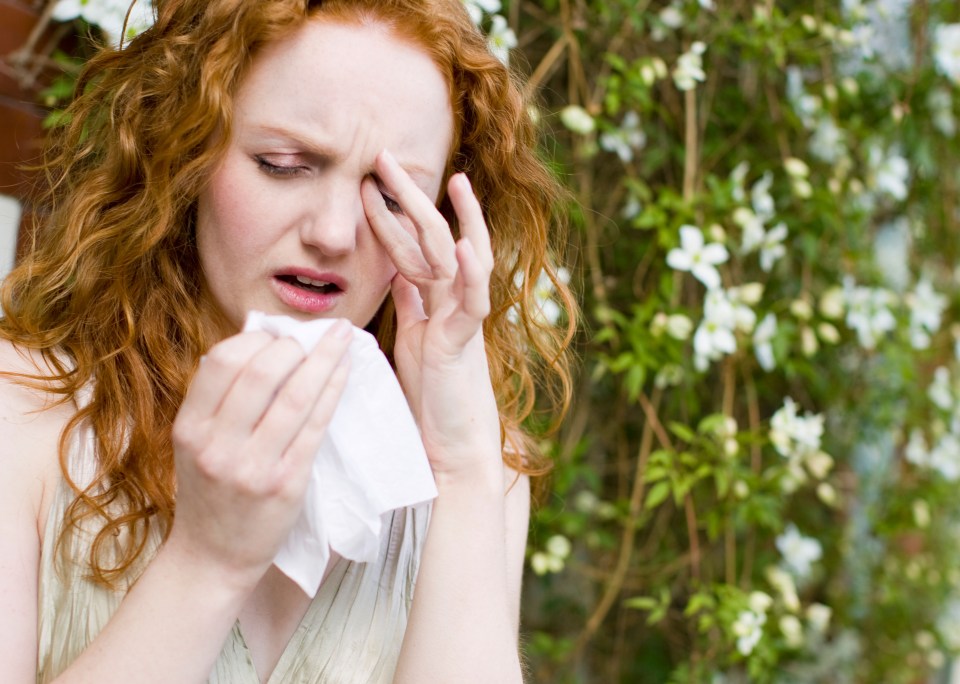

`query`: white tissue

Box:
[243,311,438,596]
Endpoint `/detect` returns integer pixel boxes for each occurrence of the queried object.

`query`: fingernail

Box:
[330,318,353,339]
[381,149,396,166]
[457,173,472,189]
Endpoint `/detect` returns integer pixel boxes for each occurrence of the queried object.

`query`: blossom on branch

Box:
[666,225,729,290]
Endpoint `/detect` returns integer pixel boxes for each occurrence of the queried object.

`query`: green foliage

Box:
[512,0,960,681]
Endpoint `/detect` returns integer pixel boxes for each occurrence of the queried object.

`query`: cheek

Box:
[197,166,265,261]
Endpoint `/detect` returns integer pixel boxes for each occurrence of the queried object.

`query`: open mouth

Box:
[277,274,343,294]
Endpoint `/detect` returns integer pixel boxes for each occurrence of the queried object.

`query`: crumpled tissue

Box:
[243,311,437,597]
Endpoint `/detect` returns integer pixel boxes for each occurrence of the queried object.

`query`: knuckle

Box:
[276,382,316,415]
[172,416,204,452]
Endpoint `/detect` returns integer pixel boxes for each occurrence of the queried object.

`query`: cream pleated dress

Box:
[36,403,431,684]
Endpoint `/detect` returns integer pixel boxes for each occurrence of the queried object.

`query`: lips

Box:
[272,268,346,314]
[277,273,342,294]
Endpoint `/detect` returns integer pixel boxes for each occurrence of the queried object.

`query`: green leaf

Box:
[645,480,671,510]
[668,422,696,443]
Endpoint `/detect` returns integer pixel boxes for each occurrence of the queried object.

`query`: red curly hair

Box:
[0,0,575,586]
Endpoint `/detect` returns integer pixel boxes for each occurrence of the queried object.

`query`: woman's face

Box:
[196,17,454,331]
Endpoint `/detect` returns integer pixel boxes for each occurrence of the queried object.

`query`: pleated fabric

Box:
[36,416,431,684]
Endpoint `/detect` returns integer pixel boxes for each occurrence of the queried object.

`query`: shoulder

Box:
[0,339,73,533]
[0,339,72,682]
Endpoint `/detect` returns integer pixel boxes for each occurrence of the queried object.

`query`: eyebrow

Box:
[247,123,437,185]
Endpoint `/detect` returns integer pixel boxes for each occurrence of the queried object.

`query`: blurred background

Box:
[3,1,960,682]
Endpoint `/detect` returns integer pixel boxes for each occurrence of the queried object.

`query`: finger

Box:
[213,336,311,439]
[454,237,491,322]
[248,319,353,458]
[361,176,433,283]
[391,272,427,330]
[278,354,351,482]
[375,149,457,277]
[179,331,276,423]
[447,173,494,273]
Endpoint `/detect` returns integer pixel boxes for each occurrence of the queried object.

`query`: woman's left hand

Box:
[361,149,502,483]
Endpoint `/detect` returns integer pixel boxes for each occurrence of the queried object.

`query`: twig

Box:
[567,389,663,662]
[682,85,698,202]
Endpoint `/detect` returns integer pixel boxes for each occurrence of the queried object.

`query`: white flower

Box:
[933,24,960,84]
[906,278,947,350]
[873,217,912,292]
[511,267,569,326]
[462,0,500,25]
[753,314,778,371]
[560,105,595,135]
[487,14,517,65]
[751,172,776,221]
[843,280,897,350]
[666,225,729,290]
[54,0,154,44]
[776,524,823,581]
[545,534,572,559]
[730,161,750,202]
[928,87,957,138]
[599,111,646,163]
[732,609,766,655]
[698,0,716,9]
[622,194,642,220]
[759,222,788,272]
[929,433,960,481]
[659,5,684,29]
[673,42,707,91]
[720,288,758,334]
[770,398,825,459]
[531,534,571,575]
[928,367,954,411]
[809,116,846,164]
[693,317,737,368]
[806,603,832,633]
[869,145,910,201]
[735,208,766,254]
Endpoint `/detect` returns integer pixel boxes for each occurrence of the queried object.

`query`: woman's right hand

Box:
[165,319,352,590]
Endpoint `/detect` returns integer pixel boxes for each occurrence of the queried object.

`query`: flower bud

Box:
[801,326,819,357]
[738,282,765,305]
[816,482,838,506]
[817,322,841,344]
[560,105,595,135]
[780,615,805,648]
[784,157,810,178]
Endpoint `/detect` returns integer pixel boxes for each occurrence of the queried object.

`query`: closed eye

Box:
[381,193,403,215]
[255,155,306,177]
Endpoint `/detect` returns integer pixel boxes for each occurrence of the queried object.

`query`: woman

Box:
[0,0,574,682]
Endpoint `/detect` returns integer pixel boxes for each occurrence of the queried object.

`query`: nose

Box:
[297,178,362,256]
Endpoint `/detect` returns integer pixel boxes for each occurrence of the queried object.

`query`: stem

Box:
[567,389,663,662]
[684,494,701,583]
[682,86,698,202]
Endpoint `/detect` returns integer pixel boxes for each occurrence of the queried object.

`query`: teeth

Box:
[296,275,331,287]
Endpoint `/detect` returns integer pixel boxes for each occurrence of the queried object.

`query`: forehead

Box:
[234,17,454,182]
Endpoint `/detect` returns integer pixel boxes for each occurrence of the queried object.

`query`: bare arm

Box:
[394,467,529,683]
[363,151,530,683]
[0,326,351,684]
